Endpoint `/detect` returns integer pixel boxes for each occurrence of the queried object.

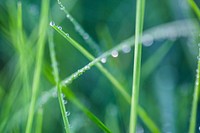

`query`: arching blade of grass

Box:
[38,38,172,133]
[188,1,200,133]
[57,0,101,56]
[129,0,145,132]
[26,0,49,132]
[51,24,130,102]
[62,86,112,133]
[48,30,70,133]
[50,19,196,133]
[50,23,160,132]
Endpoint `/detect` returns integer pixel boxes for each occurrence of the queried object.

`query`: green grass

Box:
[188,1,200,133]
[0,0,199,132]
[25,0,49,132]
[48,29,71,133]
[129,0,145,132]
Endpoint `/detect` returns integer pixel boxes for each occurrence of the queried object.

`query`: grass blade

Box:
[137,107,160,133]
[48,30,71,133]
[50,23,160,132]
[62,86,112,133]
[187,1,200,133]
[57,0,101,56]
[50,19,196,133]
[129,0,145,132]
[25,0,49,132]
[188,0,200,20]
[51,24,130,102]
[35,108,43,133]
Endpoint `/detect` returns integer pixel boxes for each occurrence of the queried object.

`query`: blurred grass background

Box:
[0,0,200,132]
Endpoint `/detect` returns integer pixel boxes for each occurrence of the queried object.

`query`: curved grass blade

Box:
[50,19,197,133]
[51,24,130,102]
[188,0,200,20]
[50,23,161,132]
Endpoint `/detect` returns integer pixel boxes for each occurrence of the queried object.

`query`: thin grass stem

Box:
[48,30,70,133]
[25,0,49,132]
[129,0,145,132]
[187,1,200,132]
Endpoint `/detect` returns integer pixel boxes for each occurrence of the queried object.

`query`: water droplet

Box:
[111,50,119,58]
[142,34,154,46]
[73,73,78,78]
[83,34,89,40]
[61,93,65,98]
[66,33,69,37]
[198,126,200,131]
[84,65,90,70]
[58,26,62,30]
[101,57,107,63]
[58,1,61,5]
[66,14,70,18]
[63,100,68,104]
[122,45,131,53]
[78,69,84,73]
[50,21,55,26]
[60,6,65,10]
[66,111,70,116]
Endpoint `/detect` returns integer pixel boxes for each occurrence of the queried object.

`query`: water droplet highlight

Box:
[142,34,154,46]
[63,100,68,104]
[61,93,65,98]
[101,57,107,63]
[122,45,131,53]
[60,6,65,10]
[111,50,119,58]
[66,14,70,18]
[50,21,55,26]
[66,111,70,116]
[84,65,90,70]
[66,33,69,37]
[58,26,62,30]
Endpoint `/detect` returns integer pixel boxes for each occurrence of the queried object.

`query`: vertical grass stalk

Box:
[189,45,200,133]
[35,108,43,133]
[48,30,70,133]
[25,0,49,132]
[129,0,145,132]
[188,1,200,132]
